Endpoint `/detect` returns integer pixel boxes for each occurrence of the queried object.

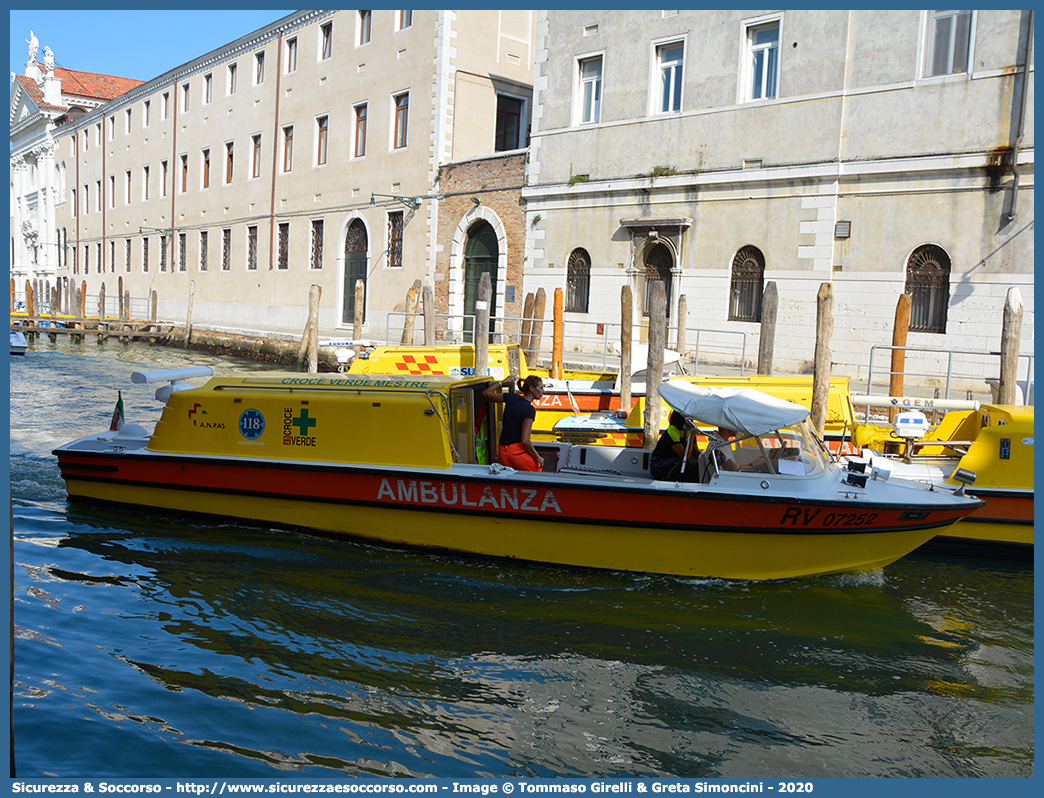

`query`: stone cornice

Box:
[53,10,331,135]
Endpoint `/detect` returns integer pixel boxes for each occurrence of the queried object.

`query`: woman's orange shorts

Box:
[499,442,542,471]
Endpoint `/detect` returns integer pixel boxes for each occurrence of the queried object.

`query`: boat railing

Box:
[865,344,1034,413]
[383,311,751,376]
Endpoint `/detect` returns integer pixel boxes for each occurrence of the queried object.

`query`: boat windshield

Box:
[705,419,831,478]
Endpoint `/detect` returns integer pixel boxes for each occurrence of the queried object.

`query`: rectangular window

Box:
[199,231,208,272]
[358,10,371,45]
[125,170,132,204]
[927,10,972,76]
[143,236,149,272]
[84,244,90,275]
[96,180,102,212]
[255,51,265,85]
[495,95,524,151]
[160,235,167,272]
[657,42,684,113]
[125,238,132,272]
[201,148,210,189]
[125,108,132,134]
[316,115,329,166]
[222,228,231,271]
[285,38,297,73]
[204,73,213,104]
[108,176,114,209]
[143,165,150,200]
[83,184,89,214]
[353,103,367,158]
[108,241,113,273]
[143,99,150,127]
[393,92,409,149]
[579,56,602,124]
[310,219,324,270]
[179,232,187,272]
[746,20,779,101]
[96,122,102,145]
[387,211,404,269]
[72,188,77,218]
[161,160,168,198]
[247,226,258,270]
[162,91,169,120]
[282,125,294,172]
[278,222,290,270]
[225,141,234,184]
[82,130,89,152]
[321,21,333,60]
[182,82,190,112]
[251,134,262,178]
[397,10,412,30]
[108,116,115,141]
[180,154,188,193]
[228,63,237,95]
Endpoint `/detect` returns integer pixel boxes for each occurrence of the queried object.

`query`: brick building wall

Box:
[432,151,528,341]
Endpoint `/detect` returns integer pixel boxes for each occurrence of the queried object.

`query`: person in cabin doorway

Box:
[483,374,545,471]
[649,411,701,482]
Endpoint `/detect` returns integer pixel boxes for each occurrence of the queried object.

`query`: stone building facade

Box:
[522,10,1034,389]
[21,10,536,340]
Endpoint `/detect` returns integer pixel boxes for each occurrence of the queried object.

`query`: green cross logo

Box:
[293,409,317,436]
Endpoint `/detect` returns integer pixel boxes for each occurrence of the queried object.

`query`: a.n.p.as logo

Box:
[188,403,225,429]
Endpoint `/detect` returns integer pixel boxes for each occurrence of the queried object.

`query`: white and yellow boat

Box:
[53,367,984,581]
[849,402,1033,557]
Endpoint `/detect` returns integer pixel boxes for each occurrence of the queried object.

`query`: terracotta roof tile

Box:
[15,64,145,112]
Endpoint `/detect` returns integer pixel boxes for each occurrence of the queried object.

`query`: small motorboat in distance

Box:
[10,330,29,355]
[53,369,984,581]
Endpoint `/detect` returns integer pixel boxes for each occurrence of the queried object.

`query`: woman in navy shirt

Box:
[482,375,546,471]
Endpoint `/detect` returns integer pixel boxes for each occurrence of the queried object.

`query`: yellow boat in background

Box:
[849,403,1033,557]
[348,344,856,448]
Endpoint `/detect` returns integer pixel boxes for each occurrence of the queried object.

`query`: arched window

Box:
[728,245,765,322]
[905,245,950,334]
[566,248,591,313]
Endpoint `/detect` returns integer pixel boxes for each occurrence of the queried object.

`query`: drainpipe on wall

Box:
[1008,9,1033,224]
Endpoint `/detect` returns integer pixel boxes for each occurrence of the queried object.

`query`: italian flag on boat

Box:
[109,391,125,431]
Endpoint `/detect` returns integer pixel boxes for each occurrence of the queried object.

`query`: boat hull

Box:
[57,449,967,581]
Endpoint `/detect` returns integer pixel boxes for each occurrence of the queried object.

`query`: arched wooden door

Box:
[463,221,498,342]
[342,219,367,325]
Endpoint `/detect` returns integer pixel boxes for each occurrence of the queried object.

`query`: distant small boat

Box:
[10,330,29,355]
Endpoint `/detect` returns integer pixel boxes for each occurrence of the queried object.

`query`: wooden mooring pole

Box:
[644,282,667,449]
[758,281,778,376]
[353,279,364,341]
[401,280,421,345]
[423,285,435,345]
[475,273,492,377]
[620,285,633,411]
[551,287,564,380]
[810,283,834,438]
[297,284,322,373]
[889,294,912,420]
[998,287,1024,404]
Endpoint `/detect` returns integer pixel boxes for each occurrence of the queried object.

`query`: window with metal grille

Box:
[109,241,114,273]
[199,231,208,272]
[143,237,149,272]
[642,244,673,318]
[125,239,131,272]
[179,233,187,272]
[311,220,324,269]
[566,248,591,313]
[728,245,765,322]
[278,223,290,270]
[160,236,167,272]
[222,229,231,271]
[905,245,950,333]
[387,211,404,268]
[247,226,258,271]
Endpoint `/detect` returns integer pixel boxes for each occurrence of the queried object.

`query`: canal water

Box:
[8,338,1034,779]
